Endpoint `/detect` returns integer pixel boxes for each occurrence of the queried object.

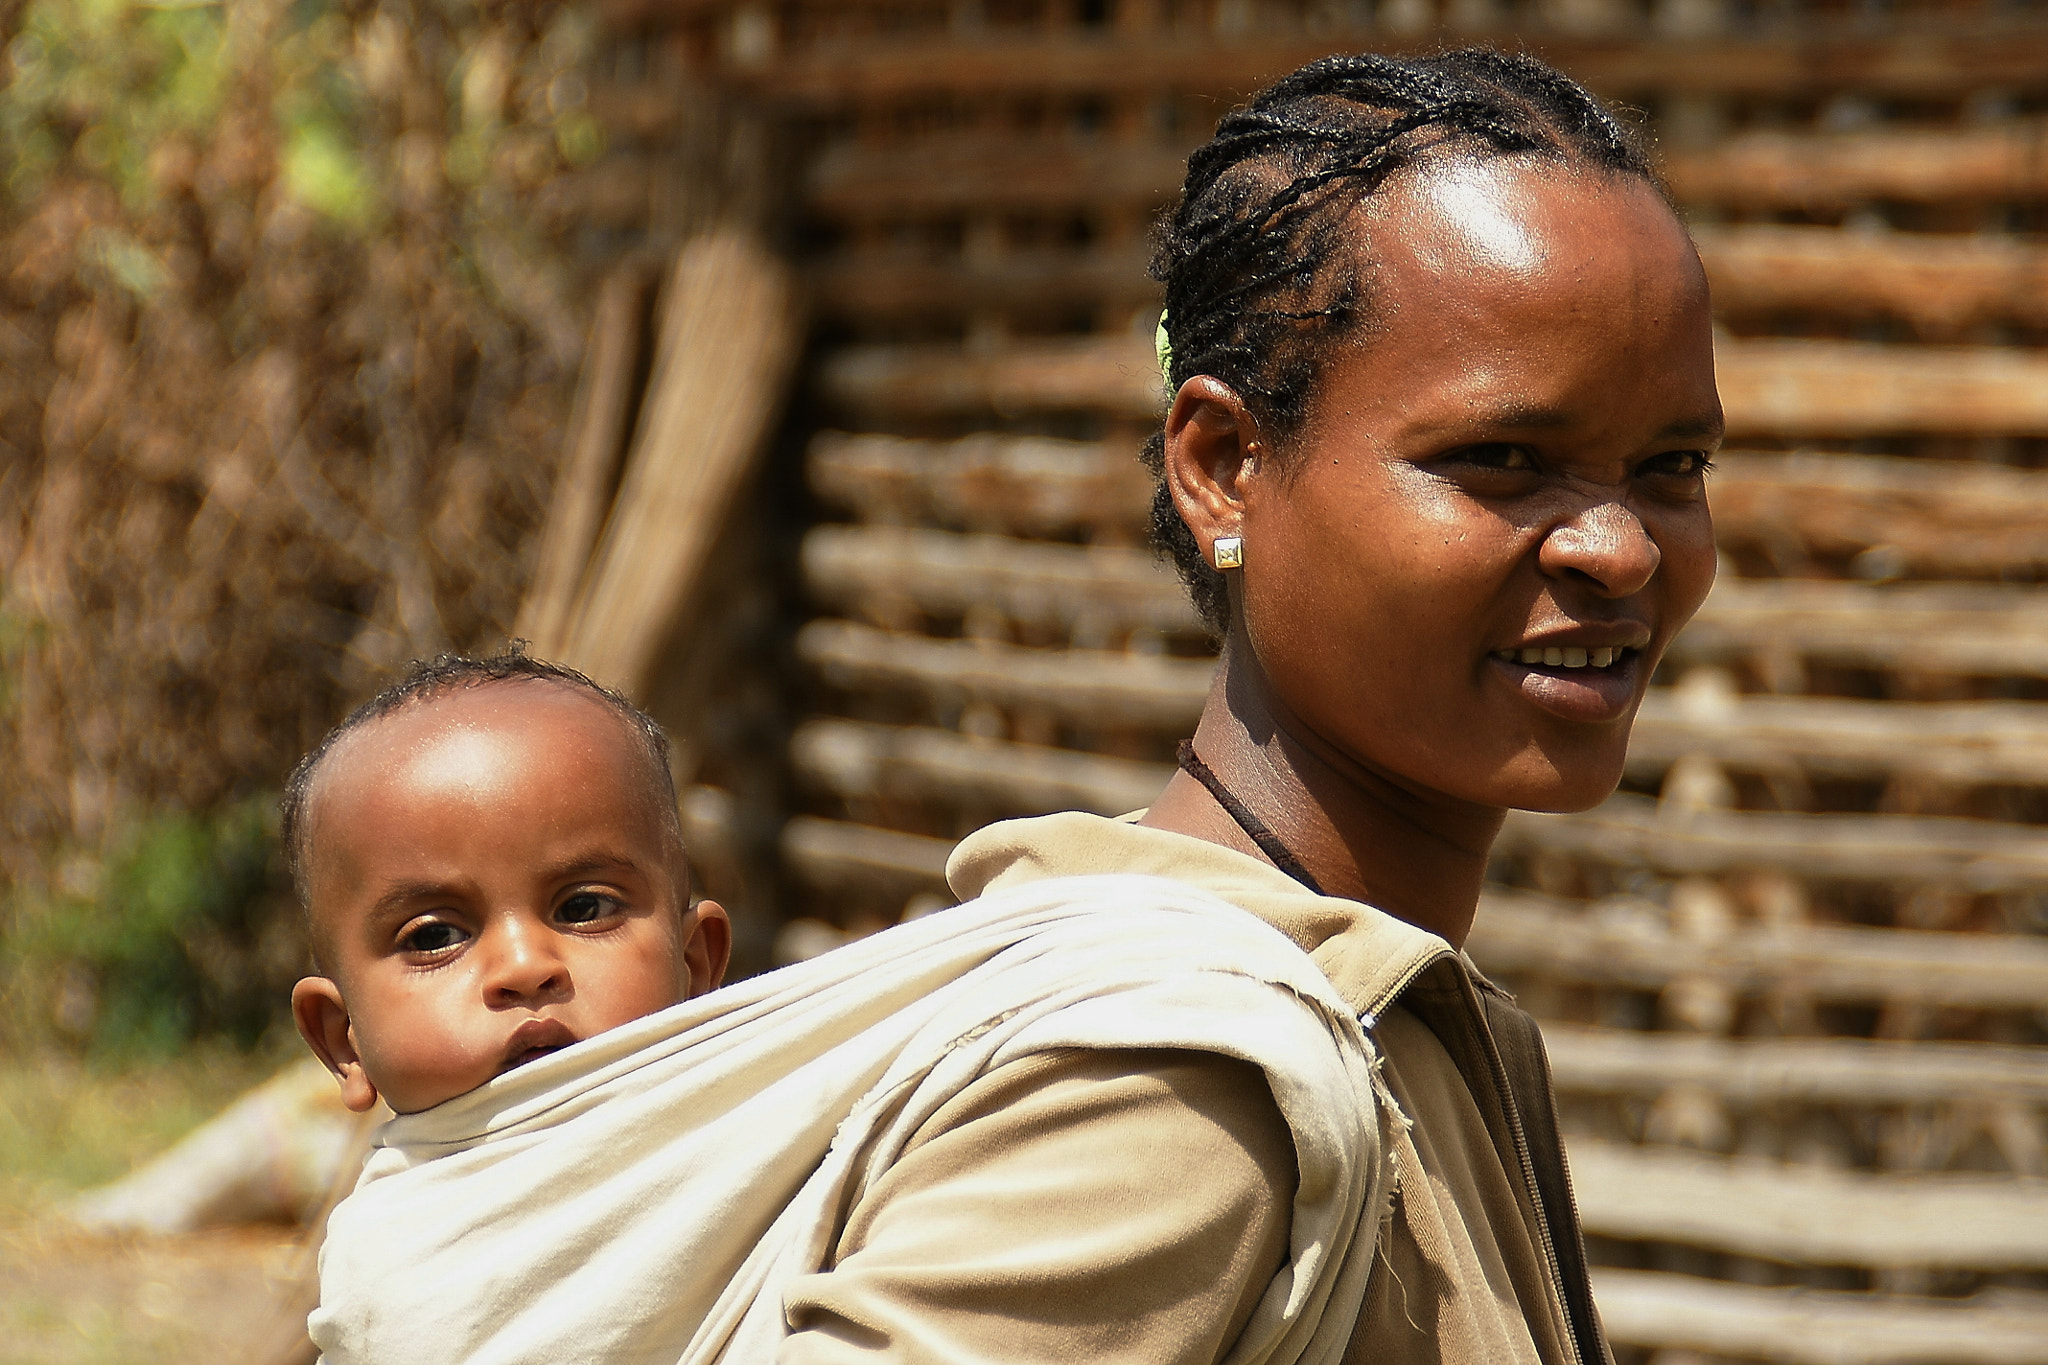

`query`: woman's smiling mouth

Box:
[1490,645,1628,670]
[1488,643,1646,722]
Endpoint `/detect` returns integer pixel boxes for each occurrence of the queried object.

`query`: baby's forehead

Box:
[312,681,657,817]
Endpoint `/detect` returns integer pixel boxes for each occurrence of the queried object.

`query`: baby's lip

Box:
[500,1017,578,1072]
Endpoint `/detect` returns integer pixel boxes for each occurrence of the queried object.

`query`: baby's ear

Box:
[292,977,381,1113]
[682,900,732,999]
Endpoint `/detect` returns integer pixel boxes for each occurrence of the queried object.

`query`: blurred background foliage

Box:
[0,0,603,1055]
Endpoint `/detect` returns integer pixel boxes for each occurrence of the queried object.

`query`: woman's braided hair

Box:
[1145,48,1657,630]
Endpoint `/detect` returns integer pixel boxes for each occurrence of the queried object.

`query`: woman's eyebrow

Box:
[1654,414,1726,442]
[1443,406,1725,442]
[1469,403,1573,429]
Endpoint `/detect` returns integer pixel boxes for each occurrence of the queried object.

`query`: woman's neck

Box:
[1138,639,1505,948]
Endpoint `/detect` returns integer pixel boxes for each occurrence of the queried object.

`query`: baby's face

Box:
[292,683,725,1114]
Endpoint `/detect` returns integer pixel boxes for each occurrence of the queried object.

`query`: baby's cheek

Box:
[361,1016,497,1114]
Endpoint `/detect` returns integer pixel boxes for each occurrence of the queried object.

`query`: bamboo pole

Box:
[514,264,653,658]
[557,230,802,698]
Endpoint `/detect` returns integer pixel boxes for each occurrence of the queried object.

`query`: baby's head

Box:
[284,652,730,1115]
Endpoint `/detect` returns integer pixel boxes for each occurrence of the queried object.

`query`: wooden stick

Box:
[798,621,1211,728]
[1568,1137,2048,1269]
[1502,794,2048,892]
[1696,224,2048,331]
[793,615,2048,790]
[809,246,1160,322]
[1668,578,2048,682]
[514,264,651,658]
[807,432,1154,538]
[802,125,2048,221]
[1717,339,2048,438]
[68,1058,362,1235]
[811,223,2048,333]
[1711,450,2048,579]
[811,557,2048,685]
[806,445,2048,575]
[807,135,1185,221]
[1470,888,2048,1010]
[1627,691,2048,789]
[1542,1023,2048,1107]
[765,805,2048,1007]
[816,335,1163,421]
[789,715,2048,888]
[602,26,2048,105]
[819,333,2048,435]
[779,815,954,894]
[1591,1266,2048,1364]
[1665,123,2048,209]
[557,230,801,697]
[802,526,1198,635]
[792,717,1172,816]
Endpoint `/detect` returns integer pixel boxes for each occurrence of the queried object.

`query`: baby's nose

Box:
[483,925,569,1004]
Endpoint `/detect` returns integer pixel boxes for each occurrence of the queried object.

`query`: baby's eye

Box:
[557,891,624,926]
[399,919,466,955]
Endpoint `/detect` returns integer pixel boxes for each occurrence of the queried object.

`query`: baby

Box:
[282,651,730,1115]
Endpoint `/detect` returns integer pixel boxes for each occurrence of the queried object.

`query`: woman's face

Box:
[1230,158,1720,813]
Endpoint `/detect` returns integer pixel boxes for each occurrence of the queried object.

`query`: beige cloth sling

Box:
[311,875,1395,1365]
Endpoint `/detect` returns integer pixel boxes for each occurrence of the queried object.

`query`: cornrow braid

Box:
[1145,48,1656,631]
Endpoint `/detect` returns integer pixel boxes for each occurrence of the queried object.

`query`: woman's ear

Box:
[681,901,732,999]
[292,976,381,1113]
[1162,376,1264,565]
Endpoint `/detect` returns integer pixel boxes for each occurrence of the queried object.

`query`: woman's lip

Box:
[1488,650,1641,722]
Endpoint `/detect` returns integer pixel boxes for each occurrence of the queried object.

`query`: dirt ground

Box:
[0,1046,313,1364]
[0,1216,307,1364]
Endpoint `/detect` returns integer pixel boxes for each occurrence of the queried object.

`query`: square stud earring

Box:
[1212,536,1244,570]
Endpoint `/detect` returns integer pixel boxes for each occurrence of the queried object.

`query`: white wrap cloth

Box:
[311,874,1389,1365]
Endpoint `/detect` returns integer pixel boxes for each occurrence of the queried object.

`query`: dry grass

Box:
[0,0,600,1041]
[0,0,593,866]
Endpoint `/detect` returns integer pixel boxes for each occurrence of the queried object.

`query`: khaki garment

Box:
[783,812,1609,1365]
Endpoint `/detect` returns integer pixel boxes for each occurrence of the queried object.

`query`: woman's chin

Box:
[1481,751,1627,816]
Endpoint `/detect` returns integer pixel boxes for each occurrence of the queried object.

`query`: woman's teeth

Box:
[1493,646,1622,669]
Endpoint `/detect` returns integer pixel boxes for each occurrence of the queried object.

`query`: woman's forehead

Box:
[1359,156,1689,281]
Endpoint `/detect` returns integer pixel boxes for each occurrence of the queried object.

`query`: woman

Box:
[785,48,1717,1364]
[306,46,1717,1365]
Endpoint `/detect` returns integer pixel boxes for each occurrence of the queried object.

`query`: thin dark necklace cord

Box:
[1175,740,1327,896]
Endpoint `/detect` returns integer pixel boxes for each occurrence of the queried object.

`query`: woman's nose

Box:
[1538,499,1661,598]
[482,922,569,1005]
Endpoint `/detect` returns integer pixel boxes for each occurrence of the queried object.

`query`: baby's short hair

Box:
[280,648,681,908]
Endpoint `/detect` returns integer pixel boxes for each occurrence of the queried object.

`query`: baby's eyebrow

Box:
[367,878,468,919]
[538,850,646,882]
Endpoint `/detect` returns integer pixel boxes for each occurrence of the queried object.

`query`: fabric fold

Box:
[312,874,1390,1365]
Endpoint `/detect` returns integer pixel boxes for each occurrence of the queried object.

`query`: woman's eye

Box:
[1640,449,1714,479]
[399,920,466,954]
[1452,443,1539,472]
[558,892,622,926]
